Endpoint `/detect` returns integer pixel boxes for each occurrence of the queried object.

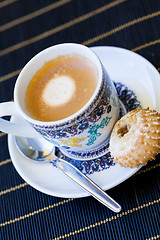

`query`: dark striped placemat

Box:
[0,0,160,239]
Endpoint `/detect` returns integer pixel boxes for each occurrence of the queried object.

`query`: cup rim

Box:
[14,43,103,126]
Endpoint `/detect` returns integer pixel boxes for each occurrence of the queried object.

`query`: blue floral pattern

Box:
[56,82,141,175]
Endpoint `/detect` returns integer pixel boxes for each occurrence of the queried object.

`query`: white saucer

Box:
[8,46,160,198]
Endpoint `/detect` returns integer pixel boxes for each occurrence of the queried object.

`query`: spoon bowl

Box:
[14,136,121,213]
[15,136,55,161]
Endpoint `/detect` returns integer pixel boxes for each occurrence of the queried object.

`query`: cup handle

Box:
[0,102,40,138]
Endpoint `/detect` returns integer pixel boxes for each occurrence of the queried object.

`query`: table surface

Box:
[0,0,160,239]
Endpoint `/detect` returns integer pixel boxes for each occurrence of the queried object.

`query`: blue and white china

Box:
[0,43,119,151]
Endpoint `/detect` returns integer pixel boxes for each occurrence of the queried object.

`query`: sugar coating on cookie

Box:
[109,108,160,168]
[42,75,76,106]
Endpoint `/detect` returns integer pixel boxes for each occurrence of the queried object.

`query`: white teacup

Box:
[0,43,119,151]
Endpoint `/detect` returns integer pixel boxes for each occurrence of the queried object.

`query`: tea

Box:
[25,54,98,121]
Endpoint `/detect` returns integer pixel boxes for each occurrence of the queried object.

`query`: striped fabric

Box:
[0,0,160,239]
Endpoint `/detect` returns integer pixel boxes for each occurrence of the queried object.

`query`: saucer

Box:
[8,46,160,198]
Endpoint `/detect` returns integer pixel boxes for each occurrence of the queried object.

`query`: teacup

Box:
[0,43,119,152]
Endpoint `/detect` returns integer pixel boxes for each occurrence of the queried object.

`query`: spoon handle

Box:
[53,157,121,213]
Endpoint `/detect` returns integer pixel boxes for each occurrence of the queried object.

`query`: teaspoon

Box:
[14,136,121,212]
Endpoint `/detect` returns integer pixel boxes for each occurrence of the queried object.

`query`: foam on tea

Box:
[42,76,76,106]
[25,54,98,121]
